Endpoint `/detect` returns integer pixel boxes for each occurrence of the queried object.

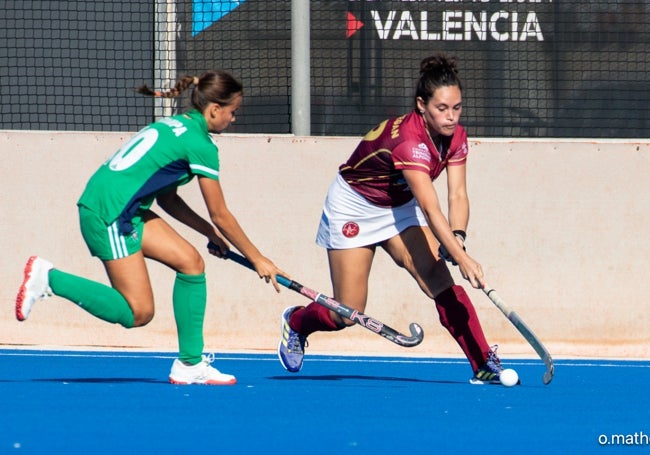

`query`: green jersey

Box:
[78,109,219,234]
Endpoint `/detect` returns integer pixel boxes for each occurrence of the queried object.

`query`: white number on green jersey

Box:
[108,128,159,171]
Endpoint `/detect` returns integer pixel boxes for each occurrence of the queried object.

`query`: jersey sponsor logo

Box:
[411,143,431,162]
[342,221,360,238]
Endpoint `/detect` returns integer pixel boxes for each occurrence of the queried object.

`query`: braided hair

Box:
[136,70,243,111]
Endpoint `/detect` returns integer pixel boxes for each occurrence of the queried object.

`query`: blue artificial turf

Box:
[1,350,648,454]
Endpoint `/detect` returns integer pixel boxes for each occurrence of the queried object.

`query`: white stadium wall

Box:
[1,131,649,360]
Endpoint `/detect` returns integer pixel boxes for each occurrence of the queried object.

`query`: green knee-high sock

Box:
[48,269,134,328]
[173,272,207,365]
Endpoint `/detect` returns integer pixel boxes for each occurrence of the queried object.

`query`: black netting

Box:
[1,1,648,137]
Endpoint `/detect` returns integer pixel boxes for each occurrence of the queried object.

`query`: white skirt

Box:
[316,173,428,249]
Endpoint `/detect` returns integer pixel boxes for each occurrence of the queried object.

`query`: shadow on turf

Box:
[22,376,469,385]
[31,377,165,384]
[268,374,463,384]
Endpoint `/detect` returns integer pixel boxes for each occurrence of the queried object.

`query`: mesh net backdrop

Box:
[1,0,648,137]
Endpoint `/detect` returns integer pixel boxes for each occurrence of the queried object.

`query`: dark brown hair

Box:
[136,70,243,111]
[414,53,462,108]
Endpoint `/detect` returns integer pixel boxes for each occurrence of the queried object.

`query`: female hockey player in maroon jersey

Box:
[278,53,512,385]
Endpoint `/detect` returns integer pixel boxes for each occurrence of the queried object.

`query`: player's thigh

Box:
[381,226,454,298]
[327,246,375,313]
[141,211,204,275]
[103,251,155,325]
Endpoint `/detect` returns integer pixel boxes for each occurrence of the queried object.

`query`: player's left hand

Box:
[438,233,466,265]
[250,256,289,293]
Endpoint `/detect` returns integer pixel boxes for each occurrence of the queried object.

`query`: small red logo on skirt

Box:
[342,222,360,238]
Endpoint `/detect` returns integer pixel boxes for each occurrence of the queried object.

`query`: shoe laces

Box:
[484,345,503,373]
[287,331,307,353]
[193,353,217,380]
[202,353,216,365]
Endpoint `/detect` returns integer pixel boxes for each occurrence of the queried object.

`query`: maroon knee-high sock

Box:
[289,302,342,336]
[434,285,491,372]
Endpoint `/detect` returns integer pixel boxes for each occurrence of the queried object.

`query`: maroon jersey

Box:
[339,110,468,207]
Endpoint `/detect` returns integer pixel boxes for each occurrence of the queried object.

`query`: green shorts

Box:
[78,206,145,260]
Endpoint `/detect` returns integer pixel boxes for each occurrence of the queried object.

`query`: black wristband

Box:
[452,230,466,242]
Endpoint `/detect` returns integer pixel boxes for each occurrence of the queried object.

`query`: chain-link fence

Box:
[1,0,648,137]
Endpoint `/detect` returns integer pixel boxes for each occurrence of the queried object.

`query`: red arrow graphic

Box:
[346,11,364,38]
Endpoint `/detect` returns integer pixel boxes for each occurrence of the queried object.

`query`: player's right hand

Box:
[457,255,485,290]
[207,238,229,258]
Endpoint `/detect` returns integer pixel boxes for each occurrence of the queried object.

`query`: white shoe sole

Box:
[168,375,236,386]
[16,256,52,321]
[168,358,237,385]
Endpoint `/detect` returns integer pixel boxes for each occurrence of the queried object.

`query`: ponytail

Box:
[135,71,243,111]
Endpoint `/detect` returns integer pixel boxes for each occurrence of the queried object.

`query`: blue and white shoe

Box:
[278,306,307,372]
[470,345,504,385]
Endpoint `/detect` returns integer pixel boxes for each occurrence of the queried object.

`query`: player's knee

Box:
[181,249,205,275]
[132,308,155,327]
[419,261,455,299]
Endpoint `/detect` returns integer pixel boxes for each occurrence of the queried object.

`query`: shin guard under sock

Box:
[48,269,134,328]
[434,285,491,372]
[289,301,342,336]
[173,272,207,365]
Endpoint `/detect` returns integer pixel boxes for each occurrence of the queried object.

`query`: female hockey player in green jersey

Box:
[15,70,287,385]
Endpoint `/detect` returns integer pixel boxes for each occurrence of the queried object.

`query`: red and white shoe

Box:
[169,354,237,385]
[16,256,53,321]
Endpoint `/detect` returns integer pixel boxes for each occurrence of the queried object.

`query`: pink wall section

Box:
[1,131,649,360]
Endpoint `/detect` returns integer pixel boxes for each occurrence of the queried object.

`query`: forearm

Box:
[421,204,466,260]
[157,193,214,237]
[447,193,469,233]
[210,210,262,260]
[403,168,467,259]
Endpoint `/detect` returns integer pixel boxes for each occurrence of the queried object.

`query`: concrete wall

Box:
[1,131,649,360]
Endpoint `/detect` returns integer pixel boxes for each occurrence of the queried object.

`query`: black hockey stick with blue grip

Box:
[209,243,424,347]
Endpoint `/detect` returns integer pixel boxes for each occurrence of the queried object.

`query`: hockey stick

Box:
[210,243,424,347]
[482,285,554,385]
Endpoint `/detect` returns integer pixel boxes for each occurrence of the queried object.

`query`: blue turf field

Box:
[1,350,649,454]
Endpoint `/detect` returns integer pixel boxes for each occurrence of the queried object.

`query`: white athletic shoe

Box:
[169,354,237,385]
[16,256,53,321]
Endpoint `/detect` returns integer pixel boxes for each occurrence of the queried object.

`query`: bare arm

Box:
[446,163,469,233]
[155,179,286,291]
[197,176,287,291]
[156,188,220,240]
[402,168,484,289]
